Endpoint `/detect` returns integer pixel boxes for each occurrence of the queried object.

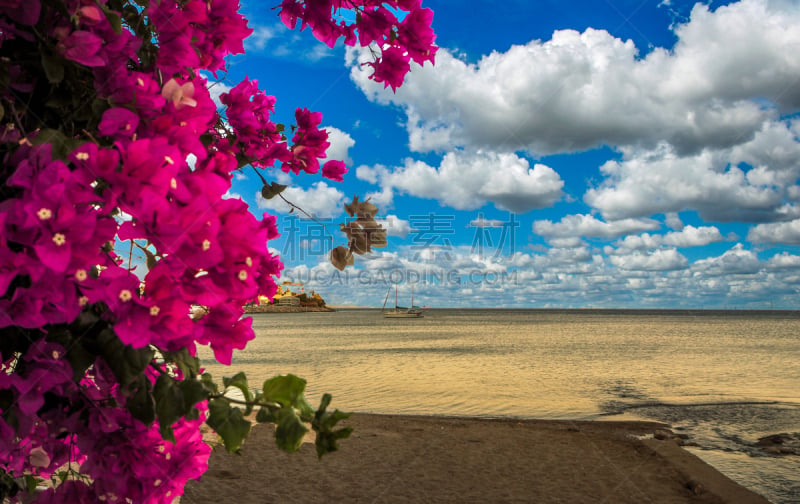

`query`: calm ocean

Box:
[198,309,800,503]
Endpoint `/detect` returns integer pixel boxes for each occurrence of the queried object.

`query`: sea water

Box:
[198,309,800,503]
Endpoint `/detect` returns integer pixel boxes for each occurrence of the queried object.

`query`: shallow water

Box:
[198,309,800,503]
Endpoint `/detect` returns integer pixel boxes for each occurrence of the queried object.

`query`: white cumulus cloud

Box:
[378,214,412,238]
[613,225,726,250]
[584,122,800,222]
[533,214,661,240]
[747,218,800,244]
[348,0,800,155]
[255,182,345,219]
[692,243,762,276]
[356,150,563,213]
[324,126,356,165]
[609,249,689,271]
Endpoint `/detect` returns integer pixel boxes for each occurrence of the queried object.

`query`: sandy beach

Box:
[181,414,770,503]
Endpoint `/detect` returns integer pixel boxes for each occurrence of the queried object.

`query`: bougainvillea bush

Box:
[0,0,435,501]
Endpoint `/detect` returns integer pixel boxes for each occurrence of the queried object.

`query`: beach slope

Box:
[182,414,769,503]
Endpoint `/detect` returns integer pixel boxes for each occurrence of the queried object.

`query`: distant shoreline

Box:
[243,304,335,314]
[335,307,800,316]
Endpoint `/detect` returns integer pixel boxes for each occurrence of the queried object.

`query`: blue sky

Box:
[208,0,800,309]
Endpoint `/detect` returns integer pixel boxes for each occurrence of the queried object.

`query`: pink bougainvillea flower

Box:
[98,107,140,139]
[398,7,437,65]
[283,107,329,175]
[35,480,97,503]
[0,0,436,500]
[161,78,198,108]
[367,45,411,91]
[358,6,397,47]
[220,77,290,167]
[0,0,41,26]
[279,0,304,30]
[77,5,104,25]
[322,159,347,182]
[58,30,105,67]
[197,304,255,365]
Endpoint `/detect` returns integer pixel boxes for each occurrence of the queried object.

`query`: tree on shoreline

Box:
[0,0,436,501]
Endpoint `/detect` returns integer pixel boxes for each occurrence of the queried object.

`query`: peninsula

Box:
[243,282,334,313]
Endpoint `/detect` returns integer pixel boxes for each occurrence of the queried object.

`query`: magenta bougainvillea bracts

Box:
[0,0,435,501]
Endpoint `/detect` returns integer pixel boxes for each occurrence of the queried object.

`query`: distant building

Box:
[277,296,300,306]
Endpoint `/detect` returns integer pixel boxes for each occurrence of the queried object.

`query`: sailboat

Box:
[382,285,424,318]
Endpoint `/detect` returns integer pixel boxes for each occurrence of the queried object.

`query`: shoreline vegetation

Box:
[183,413,770,503]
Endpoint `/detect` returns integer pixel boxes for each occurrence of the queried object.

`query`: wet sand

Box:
[181,413,770,503]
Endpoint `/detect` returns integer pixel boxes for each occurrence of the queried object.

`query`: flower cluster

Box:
[279,0,438,90]
[0,0,435,501]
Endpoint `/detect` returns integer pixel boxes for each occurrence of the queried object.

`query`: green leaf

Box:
[97,328,155,388]
[30,128,85,160]
[127,377,155,425]
[45,92,70,109]
[199,133,214,147]
[99,3,123,34]
[40,52,64,84]
[133,242,158,271]
[185,407,200,421]
[31,128,67,147]
[153,374,209,442]
[0,468,21,501]
[205,398,251,453]
[312,394,353,458]
[154,374,180,442]
[223,371,254,415]
[274,406,308,453]
[255,406,274,424]
[46,325,95,382]
[91,98,110,119]
[262,374,312,414]
[24,475,38,493]
[163,347,200,379]
[200,372,219,395]
[179,378,208,409]
[235,151,252,169]
[260,182,287,200]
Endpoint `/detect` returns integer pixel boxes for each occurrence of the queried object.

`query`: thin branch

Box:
[128,240,134,272]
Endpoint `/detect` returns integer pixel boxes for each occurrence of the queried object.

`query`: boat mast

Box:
[382,288,391,311]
